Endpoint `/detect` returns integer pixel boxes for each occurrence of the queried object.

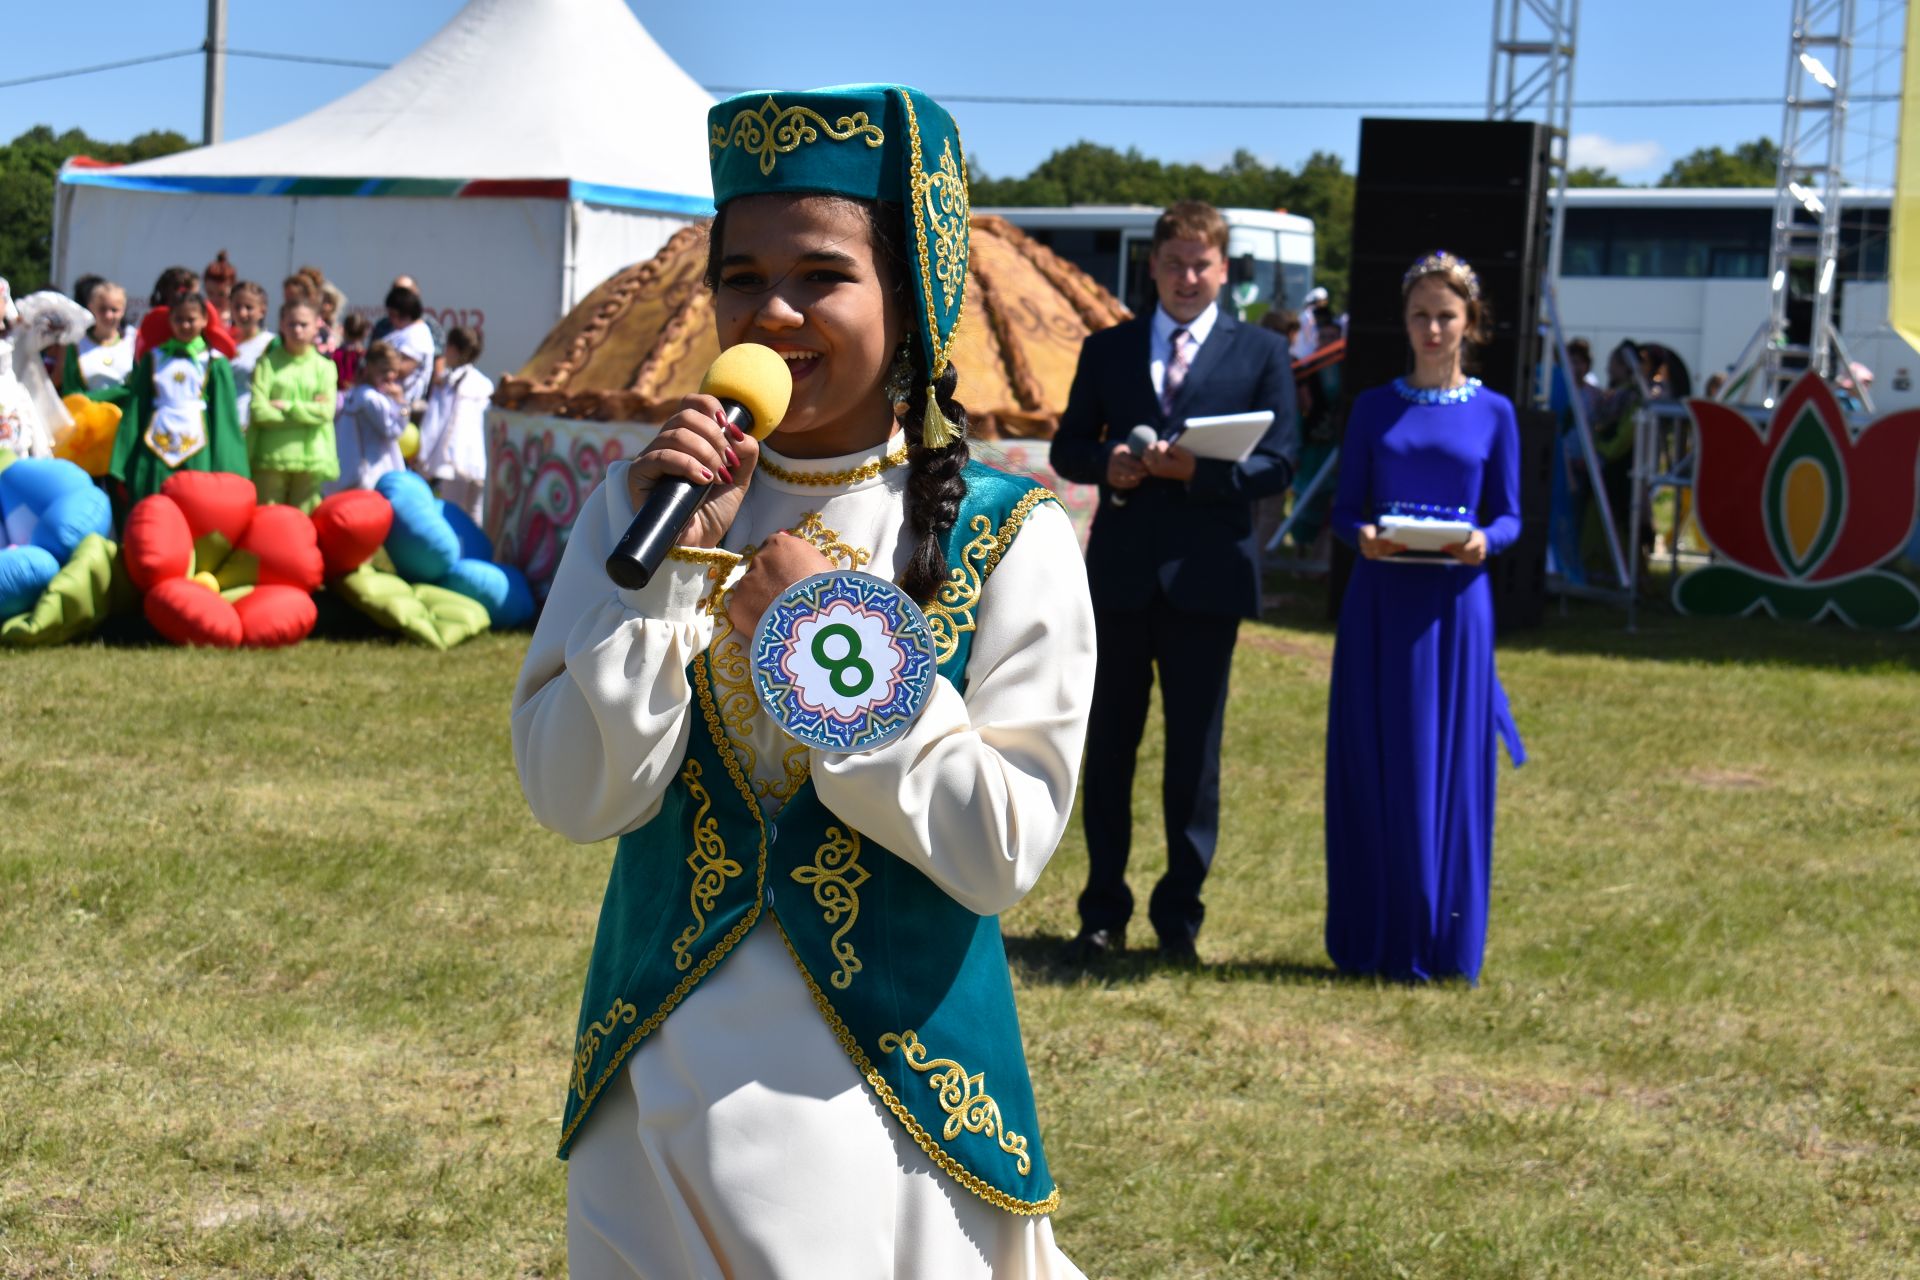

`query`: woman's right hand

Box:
[626,393,758,549]
[1357,523,1406,560]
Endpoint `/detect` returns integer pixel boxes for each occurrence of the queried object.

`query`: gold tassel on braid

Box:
[922,384,959,448]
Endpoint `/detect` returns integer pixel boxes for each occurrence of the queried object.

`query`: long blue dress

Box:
[1325,378,1525,984]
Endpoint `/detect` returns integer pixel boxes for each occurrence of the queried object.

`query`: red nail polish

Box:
[727,422,746,442]
[725,447,740,469]
[699,467,714,483]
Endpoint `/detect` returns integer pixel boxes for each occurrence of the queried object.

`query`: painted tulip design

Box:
[1677,372,1920,628]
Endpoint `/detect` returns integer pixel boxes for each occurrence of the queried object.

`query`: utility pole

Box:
[203,0,228,146]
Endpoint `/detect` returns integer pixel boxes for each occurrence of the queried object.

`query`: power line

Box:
[225,47,390,72]
[0,48,200,91]
[4,47,1901,114]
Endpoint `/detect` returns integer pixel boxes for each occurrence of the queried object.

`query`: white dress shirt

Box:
[1149,300,1219,404]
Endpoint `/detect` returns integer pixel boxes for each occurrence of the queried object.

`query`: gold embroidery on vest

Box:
[878,1029,1033,1176]
[572,998,637,1100]
[710,98,885,175]
[670,759,743,971]
[770,919,1059,1215]
[922,514,992,665]
[921,487,1056,667]
[558,655,770,1157]
[789,827,868,989]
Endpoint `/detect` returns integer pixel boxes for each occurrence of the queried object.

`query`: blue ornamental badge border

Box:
[751,571,937,754]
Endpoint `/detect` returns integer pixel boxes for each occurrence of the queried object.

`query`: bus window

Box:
[1022,227,1123,299]
[1124,234,1157,313]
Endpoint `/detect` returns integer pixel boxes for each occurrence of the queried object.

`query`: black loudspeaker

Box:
[1327,118,1554,629]
[1346,118,1553,403]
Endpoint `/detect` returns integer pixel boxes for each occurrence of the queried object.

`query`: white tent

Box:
[51,0,714,372]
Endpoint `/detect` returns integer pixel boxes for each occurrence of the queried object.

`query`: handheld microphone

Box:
[1112,424,1158,507]
[605,344,793,590]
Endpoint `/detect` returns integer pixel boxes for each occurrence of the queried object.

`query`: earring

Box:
[884,342,915,419]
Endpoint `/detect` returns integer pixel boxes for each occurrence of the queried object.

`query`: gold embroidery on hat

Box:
[898,93,970,381]
[711,97,885,176]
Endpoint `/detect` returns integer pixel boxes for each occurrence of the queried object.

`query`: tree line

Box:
[0,124,1781,309]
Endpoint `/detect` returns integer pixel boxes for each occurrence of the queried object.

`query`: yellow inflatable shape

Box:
[399,423,421,460]
[55,395,121,477]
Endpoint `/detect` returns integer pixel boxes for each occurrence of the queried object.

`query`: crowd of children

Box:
[49,254,492,521]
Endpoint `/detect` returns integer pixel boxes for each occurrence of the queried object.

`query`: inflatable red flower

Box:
[1679,372,1920,628]
[122,472,325,647]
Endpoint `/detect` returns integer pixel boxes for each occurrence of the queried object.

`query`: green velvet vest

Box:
[560,462,1063,1216]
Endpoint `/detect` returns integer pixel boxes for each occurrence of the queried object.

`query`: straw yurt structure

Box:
[487,215,1129,594]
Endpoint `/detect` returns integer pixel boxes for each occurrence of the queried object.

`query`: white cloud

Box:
[1568,133,1666,176]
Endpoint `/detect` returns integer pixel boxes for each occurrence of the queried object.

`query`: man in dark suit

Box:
[1050,200,1298,963]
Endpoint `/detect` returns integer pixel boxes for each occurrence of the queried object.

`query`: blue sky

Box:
[2,0,1907,188]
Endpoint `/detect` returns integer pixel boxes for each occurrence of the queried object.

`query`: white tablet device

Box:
[1377,514,1476,554]
[1175,411,1273,463]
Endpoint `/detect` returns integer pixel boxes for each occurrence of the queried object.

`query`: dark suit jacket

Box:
[1050,310,1298,618]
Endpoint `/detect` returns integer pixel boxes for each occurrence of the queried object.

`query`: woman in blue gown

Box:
[1324,251,1526,984]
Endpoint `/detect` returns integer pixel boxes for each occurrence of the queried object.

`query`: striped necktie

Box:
[1161,326,1193,415]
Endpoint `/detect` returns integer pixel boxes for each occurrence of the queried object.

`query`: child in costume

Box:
[328,341,408,494]
[247,300,339,511]
[107,292,248,506]
[415,325,491,523]
[513,85,1095,1278]
[226,281,274,426]
[1,278,94,458]
[60,280,135,394]
[331,312,370,393]
[134,267,237,362]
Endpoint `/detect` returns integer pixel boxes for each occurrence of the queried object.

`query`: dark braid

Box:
[702,196,971,602]
[865,202,970,603]
[898,357,971,601]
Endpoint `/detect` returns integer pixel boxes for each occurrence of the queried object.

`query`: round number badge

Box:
[751,571,937,753]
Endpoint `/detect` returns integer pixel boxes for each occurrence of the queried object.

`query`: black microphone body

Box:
[605,398,753,591]
[1111,423,1159,508]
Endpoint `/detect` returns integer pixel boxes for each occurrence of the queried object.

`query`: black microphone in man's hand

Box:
[1112,424,1158,507]
[605,344,793,590]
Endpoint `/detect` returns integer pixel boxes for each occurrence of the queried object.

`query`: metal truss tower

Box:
[1487,0,1578,306]
[1762,0,1855,405]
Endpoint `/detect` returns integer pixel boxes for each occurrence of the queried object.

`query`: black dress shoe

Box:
[1155,935,1200,966]
[1062,927,1124,964]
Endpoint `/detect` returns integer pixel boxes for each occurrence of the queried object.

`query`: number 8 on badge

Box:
[751,571,937,753]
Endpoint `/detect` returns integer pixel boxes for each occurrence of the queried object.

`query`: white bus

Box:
[977,205,1317,318]
[1555,186,1915,409]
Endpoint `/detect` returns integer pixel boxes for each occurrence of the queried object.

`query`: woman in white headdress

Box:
[0,278,92,458]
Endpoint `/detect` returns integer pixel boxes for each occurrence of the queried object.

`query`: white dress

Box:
[229,331,274,425]
[417,364,493,484]
[513,435,1096,1280]
[73,329,136,392]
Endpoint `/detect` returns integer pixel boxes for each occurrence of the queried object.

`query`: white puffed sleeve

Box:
[810,501,1096,915]
[511,461,738,844]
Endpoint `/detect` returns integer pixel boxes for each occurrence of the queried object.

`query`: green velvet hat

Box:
[708,84,971,444]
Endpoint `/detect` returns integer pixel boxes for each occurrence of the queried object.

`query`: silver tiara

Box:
[1402,250,1481,301]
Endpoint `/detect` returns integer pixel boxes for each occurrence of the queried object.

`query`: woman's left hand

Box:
[725,531,835,637]
[1446,529,1489,566]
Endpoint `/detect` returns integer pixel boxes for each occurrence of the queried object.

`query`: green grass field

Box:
[3,597,1916,1278]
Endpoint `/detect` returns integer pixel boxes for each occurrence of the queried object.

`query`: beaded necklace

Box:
[1392,376,1482,406]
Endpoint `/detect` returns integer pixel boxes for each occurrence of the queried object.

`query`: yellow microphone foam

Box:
[699,343,793,440]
